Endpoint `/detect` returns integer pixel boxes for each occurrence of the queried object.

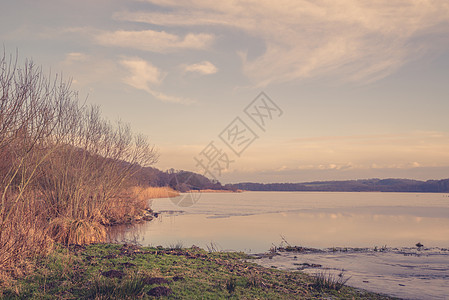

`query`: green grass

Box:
[0,243,397,299]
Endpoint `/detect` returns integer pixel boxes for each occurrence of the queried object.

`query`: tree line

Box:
[225,178,449,192]
[132,167,227,191]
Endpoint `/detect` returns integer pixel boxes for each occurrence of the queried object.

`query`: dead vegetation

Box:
[131,186,179,201]
[0,51,159,280]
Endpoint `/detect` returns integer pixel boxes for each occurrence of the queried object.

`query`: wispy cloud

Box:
[120,57,194,104]
[59,52,119,87]
[64,52,89,63]
[96,29,214,53]
[184,61,218,75]
[116,0,449,85]
[120,57,164,89]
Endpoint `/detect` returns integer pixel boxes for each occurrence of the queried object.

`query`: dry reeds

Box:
[49,218,106,245]
[131,186,180,200]
[0,51,158,280]
[0,194,54,281]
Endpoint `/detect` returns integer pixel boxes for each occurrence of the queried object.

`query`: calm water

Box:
[111,191,449,299]
[116,191,449,252]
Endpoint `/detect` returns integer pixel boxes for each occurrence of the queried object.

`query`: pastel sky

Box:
[2,0,449,183]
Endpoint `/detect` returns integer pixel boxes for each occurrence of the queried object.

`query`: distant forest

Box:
[225,178,449,193]
[135,168,449,193]
[132,167,226,191]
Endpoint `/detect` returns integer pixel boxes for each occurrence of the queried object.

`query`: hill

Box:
[225,178,449,193]
[132,167,449,193]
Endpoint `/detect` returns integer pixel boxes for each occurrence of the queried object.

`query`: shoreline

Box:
[254,245,449,300]
[188,189,243,193]
[1,243,396,299]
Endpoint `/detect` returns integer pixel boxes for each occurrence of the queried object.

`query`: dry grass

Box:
[0,200,54,282]
[103,189,148,225]
[0,186,173,282]
[131,186,179,200]
[313,271,351,291]
[49,217,107,245]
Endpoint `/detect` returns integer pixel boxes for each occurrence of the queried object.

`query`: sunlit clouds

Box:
[121,57,164,88]
[116,0,449,85]
[96,30,214,53]
[184,61,218,75]
[2,0,449,182]
[154,130,449,182]
[120,57,194,104]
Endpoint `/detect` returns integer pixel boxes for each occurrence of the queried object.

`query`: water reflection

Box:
[109,192,449,253]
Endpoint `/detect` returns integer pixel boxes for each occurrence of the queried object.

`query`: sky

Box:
[1,0,449,183]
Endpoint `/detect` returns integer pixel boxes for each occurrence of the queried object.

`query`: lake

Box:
[111,191,449,299]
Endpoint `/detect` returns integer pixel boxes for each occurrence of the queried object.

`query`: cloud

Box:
[64,52,89,63]
[96,29,214,53]
[59,52,120,87]
[116,0,449,85]
[184,61,218,75]
[120,57,164,89]
[120,57,194,104]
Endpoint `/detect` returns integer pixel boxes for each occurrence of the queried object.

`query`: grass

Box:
[0,243,397,299]
[312,271,351,291]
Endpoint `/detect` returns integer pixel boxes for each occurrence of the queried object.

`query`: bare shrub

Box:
[0,50,158,279]
[1,51,71,278]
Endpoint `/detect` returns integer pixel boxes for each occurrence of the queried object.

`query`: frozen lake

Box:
[111,191,449,299]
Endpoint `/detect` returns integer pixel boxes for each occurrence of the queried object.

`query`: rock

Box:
[142,215,153,221]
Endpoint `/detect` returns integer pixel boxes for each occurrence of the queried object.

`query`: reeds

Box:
[312,271,351,291]
[49,218,107,245]
[131,186,180,200]
[0,51,159,280]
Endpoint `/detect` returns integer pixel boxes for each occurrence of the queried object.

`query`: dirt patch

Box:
[120,262,136,268]
[101,270,124,279]
[144,277,170,285]
[147,286,172,297]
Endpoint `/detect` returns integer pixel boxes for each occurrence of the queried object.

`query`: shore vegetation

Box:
[0,51,158,280]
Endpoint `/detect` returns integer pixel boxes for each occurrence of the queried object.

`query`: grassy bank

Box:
[0,243,396,299]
